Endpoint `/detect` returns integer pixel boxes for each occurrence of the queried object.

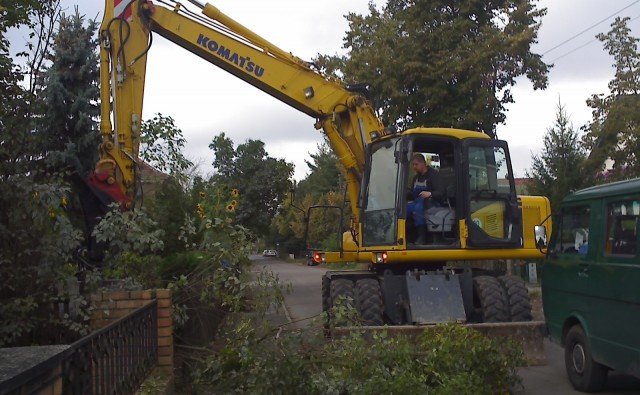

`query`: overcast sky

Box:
[13,0,640,179]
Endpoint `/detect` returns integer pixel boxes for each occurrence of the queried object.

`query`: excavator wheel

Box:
[498,275,533,322]
[329,278,355,326]
[355,278,384,326]
[472,276,510,323]
[321,274,330,312]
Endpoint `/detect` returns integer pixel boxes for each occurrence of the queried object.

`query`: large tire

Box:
[330,279,355,307]
[498,275,533,322]
[472,276,509,323]
[321,275,330,312]
[355,278,384,326]
[329,279,355,327]
[564,325,607,392]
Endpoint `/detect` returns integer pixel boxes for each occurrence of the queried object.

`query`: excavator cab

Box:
[359,129,523,255]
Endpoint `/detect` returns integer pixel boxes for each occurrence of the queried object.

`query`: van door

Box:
[587,198,640,375]
[543,205,593,339]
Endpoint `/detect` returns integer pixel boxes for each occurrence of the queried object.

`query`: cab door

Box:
[360,137,404,248]
[462,139,522,247]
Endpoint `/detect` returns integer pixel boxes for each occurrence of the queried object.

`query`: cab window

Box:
[362,138,400,246]
[604,200,639,256]
[556,206,590,255]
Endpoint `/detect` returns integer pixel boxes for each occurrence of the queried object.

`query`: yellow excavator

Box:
[93,0,551,361]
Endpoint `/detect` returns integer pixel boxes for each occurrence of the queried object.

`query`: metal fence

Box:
[63,299,158,394]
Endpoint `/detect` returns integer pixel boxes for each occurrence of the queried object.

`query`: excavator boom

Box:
[93,0,384,221]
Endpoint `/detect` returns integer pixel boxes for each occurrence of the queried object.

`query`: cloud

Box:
[535,0,640,82]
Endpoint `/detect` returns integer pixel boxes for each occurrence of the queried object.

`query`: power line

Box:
[542,0,640,55]
[549,13,640,63]
[548,38,598,63]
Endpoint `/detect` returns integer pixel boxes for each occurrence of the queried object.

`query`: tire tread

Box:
[498,275,533,322]
[473,276,509,323]
[355,278,383,326]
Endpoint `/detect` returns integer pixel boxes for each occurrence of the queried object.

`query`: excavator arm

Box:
[92,0,385,223]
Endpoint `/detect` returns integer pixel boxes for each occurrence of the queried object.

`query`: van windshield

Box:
[555,206,590,255]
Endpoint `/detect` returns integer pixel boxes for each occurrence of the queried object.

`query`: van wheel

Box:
[355,278,383,326]
[564,325,607,392]
[472,276,509,323]
[498,275,533,322]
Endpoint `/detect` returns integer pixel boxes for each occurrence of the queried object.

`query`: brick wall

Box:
[91,289,173,372]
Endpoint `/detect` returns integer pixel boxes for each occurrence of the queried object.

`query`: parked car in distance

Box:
[541,178,640,392]
[262,249,277,257]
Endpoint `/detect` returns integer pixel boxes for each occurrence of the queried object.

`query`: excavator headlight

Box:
[370,131,380,140]
[304,86,315,99]
[375,252,388,264]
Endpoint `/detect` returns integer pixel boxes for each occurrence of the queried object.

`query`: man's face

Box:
[412,159,427,174]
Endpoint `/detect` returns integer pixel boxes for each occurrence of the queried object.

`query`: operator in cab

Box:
[407,153,445,244]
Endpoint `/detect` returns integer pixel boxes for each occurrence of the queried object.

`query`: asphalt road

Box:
[251,255,640,394]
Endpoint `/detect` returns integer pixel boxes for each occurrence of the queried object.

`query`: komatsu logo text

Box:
[197,34,265,78]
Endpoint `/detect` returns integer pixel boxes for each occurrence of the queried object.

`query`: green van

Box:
[541,178,640,392]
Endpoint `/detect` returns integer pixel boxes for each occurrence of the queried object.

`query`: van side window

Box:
[605,200,639,256]
[556,206,590,255]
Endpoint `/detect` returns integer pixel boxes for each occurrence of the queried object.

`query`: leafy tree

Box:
[307,191,347,249]
[584,17,640,182]
[92,203,164,263]
[141,113,194,184]
[527,101,586,208]
[316,0,549,136]
[271,193,314,252]
[0,1,59,179]
[296,140,342,198]
[209,133,236,180]
[274,191,349,253]
[41,10,100,175]
[149,177,192,255]
[272,142,350,255]
[209,133,294,236]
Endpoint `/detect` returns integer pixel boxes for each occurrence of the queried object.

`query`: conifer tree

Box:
[527,101,585,208]
[42,10,100,175]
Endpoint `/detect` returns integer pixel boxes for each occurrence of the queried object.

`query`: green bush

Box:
[194,311,523,394]
[0,177,90,346]
[156,251,208,285]
[104,252,163,289]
